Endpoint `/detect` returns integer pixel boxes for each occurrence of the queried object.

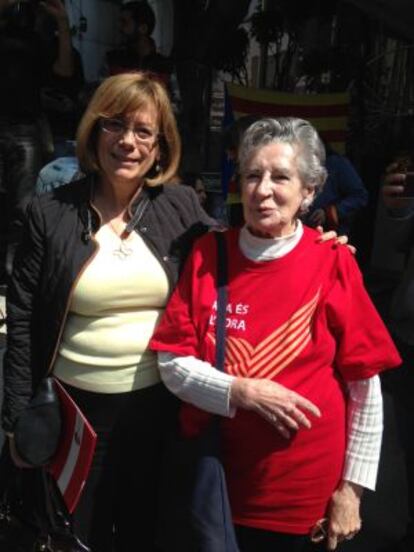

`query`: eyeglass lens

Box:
[101,118,157,143]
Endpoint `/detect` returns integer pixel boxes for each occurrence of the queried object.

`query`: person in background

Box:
[0,0,82,276]
[35,153,81,195]
[0,133,23,283]
[381,162,414,551]
[305,141,368,235]
[2,72,213,551]
[35,1,84,158]
[151,117,401,552]
[104,0,172,87]
[181,171,207,207]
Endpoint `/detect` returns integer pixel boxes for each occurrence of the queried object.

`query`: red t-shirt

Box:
[151,227,401,534]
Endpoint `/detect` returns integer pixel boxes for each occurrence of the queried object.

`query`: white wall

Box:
[66,0,119,82]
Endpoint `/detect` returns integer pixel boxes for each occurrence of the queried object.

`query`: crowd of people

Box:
[1,2,414,552]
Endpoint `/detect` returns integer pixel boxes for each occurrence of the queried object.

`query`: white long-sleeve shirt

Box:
[158,222,383,491]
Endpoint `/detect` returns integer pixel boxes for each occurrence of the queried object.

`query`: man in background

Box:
[104,0,172,86]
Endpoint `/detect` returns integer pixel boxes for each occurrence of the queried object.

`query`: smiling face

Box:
[97,103,159,190]
[241,141,314,238]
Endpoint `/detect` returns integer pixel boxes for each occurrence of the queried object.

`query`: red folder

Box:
[48,379,97,513]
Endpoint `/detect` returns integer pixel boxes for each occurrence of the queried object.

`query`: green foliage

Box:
[249,8,284,45]
[250,0,338,45]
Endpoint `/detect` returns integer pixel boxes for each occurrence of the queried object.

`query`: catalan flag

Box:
[226,82,350,154]
[221,83,350,211]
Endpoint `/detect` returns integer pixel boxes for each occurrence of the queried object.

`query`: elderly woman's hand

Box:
[230,378,321,438]
[325,481,363,550]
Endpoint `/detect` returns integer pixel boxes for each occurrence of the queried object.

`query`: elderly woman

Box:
[151,117,401,552]
[2,72,213,551]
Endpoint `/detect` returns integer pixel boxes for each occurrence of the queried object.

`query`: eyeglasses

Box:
[100,118,159,147]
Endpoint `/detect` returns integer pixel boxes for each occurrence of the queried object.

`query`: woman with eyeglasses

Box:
[1,72,214,551]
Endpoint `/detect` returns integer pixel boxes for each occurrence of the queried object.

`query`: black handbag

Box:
[0,447,90,552]
[156,232,239,552]
[13,377,62,467]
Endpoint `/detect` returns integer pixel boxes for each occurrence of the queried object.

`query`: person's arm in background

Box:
[308,154,368,230]
[329,154,368,220]
[42,0,74,77]
[382,165,414,252]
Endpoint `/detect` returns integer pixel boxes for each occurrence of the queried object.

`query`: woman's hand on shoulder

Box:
[230,378,321,438]
[325,481,363,550]
[315,227,356,255]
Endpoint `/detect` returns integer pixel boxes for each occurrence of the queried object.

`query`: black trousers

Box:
[235,525,324,552]
[63,382,178,552]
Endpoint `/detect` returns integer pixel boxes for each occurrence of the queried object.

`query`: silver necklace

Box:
[92,184,149,261]
[113,237,134,260]
[108,221,134,260]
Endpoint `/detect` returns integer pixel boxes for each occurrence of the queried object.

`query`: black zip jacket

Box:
[2,176,214,432]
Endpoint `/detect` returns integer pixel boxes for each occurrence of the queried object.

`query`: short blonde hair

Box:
[76,72,181,186]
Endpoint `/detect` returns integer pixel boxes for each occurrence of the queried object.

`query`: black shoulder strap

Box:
[214,232,228,372]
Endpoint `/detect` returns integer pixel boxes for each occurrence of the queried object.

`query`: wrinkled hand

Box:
[326,481,363,550]
[309,208,326,227]
[8,435,34,469]
[315,227,356,255]
[230,378,321,438]
[382,163,410,209]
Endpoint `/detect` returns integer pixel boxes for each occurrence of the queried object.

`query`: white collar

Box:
[239,220,303,261]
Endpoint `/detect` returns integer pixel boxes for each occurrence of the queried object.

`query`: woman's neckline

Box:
[239,220,304,262]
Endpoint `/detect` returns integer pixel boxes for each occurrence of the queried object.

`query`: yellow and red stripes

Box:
[208,290,320,379]
[227,83,349,154]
